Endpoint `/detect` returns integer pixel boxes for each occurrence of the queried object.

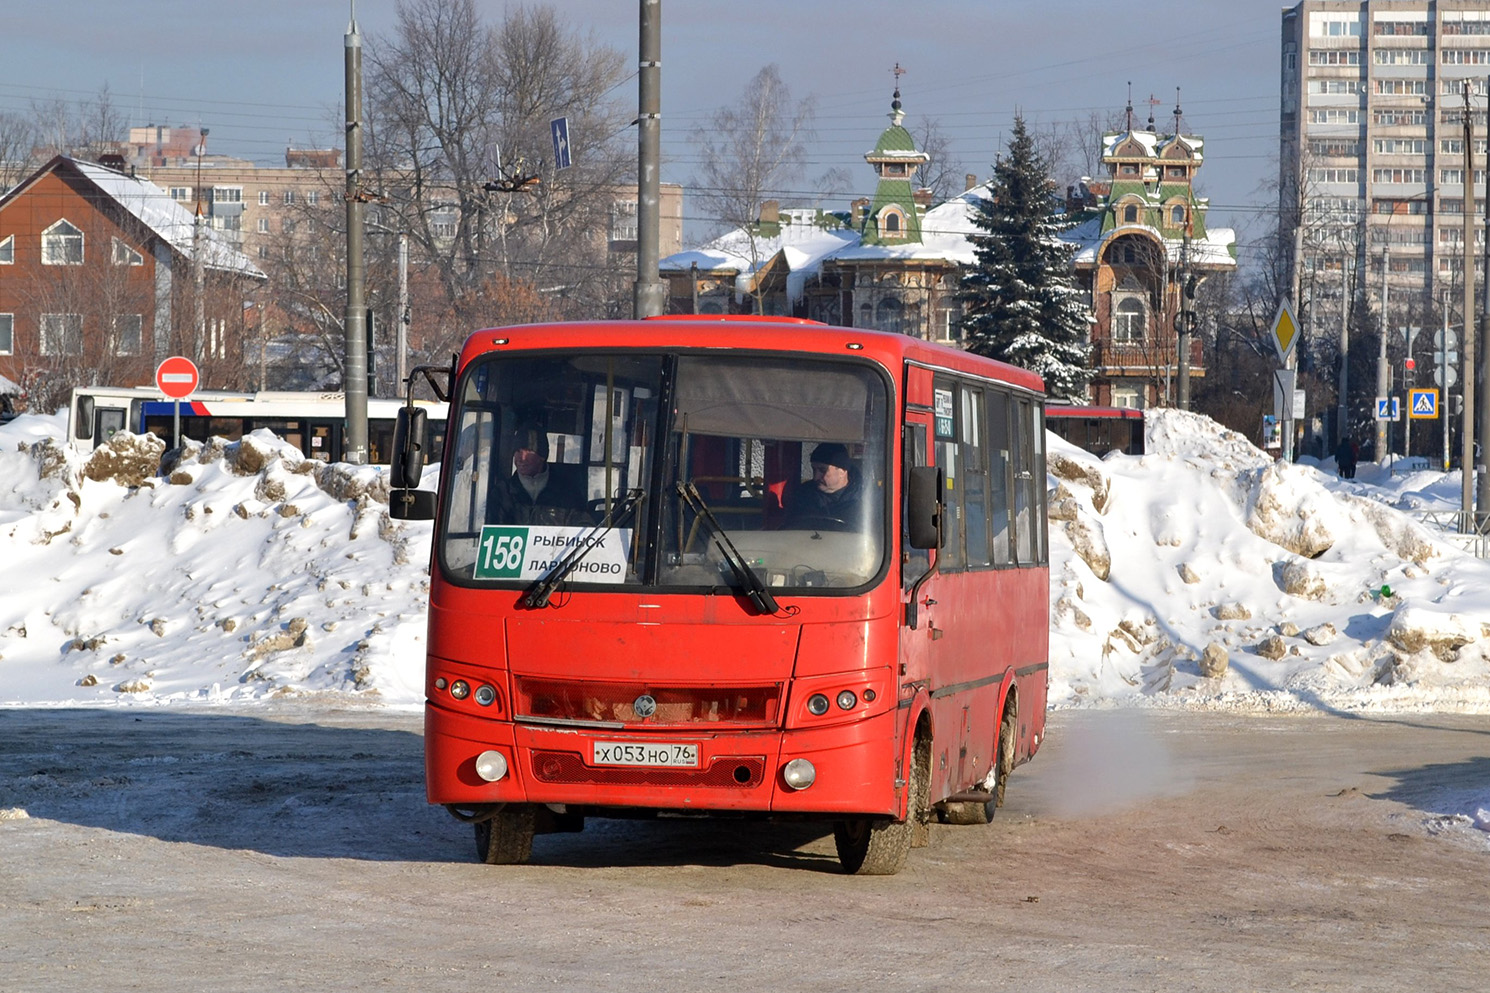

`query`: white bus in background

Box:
[68,386,446,466]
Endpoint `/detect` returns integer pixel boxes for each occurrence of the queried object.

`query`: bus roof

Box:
[456,318,1046,395]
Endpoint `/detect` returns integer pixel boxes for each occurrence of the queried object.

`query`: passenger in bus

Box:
[494,422,591,526]
[782,442,865,531]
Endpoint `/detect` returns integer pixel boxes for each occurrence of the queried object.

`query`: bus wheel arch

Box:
[938,683,1017,825]
[833,716,931,875]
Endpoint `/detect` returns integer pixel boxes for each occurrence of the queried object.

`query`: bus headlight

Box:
[474,684,496,706]
[806,693,830,716]
[836,690,857,711]
[782,758,816,790]
[475,750,509,783]
[450,680,470,700]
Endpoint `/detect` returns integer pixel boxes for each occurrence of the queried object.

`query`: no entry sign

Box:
[155,356,199,399]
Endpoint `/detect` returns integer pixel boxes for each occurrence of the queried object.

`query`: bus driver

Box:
[495,422,590,526]
[783,442,865,531]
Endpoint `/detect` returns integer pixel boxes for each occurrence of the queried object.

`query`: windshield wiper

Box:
[676,482,781,616]
[522,489,645,609]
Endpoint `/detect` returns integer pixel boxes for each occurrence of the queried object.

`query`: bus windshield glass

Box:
[438,351,889,593]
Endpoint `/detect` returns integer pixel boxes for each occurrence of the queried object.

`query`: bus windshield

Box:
[438,351,889,594]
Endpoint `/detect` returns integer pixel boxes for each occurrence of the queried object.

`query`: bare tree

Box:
[911,116,966,203]
[689,64,817,314]
[363,0,632,348]
[0,111,38,191]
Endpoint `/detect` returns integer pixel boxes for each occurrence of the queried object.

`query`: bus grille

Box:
[515,677,781,726]
[530,751,766,789]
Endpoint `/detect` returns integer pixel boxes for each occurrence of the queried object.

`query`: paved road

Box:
[1,706,1487,992]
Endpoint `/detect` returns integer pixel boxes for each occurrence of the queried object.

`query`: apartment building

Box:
[1282,0,1490,317]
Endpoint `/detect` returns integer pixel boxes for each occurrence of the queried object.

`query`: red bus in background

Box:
[391,316,1050,874]
[1044,404,1145,456]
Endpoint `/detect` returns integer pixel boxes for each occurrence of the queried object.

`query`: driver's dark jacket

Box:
[782,473,865,530]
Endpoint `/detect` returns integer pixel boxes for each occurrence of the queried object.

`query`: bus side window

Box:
[987,392,1012,566]
[933,379,963,574]
[1012,398,1035,565]
[961,386,990,568]
[96,408,125,443]
[1030,402,1048,564]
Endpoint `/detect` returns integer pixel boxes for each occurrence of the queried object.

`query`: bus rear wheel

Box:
[834,734,929,875]
[473,805,537,864]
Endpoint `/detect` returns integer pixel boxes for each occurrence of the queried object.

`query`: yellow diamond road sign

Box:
[1271,300,1299,362]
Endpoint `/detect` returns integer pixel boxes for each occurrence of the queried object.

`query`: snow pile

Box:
[3,408,1490,714]
[0,423,432,708]
[1049,409,1490,712]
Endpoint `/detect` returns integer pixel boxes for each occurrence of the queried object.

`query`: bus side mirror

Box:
[76,397,95,440]
[390,406,427,488]
[907,465,943,550]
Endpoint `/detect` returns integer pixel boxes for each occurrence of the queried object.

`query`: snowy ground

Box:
[2,408,1490,716]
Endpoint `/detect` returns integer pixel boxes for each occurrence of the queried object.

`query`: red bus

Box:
[1044,404,1144,456]
[390,316,1050,874]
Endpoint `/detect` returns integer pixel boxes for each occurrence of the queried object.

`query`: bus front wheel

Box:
[833,734,930,875]
[473,805,537,864]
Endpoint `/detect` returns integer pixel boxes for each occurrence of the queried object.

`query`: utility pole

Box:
[1442,294,1452,471]
[1337,237,1350,450]
[1177,230,1192,410]
[633,0,666,319]
[343,1,369,463]
[1377,242,1389,463]
[396,231,409,390]
[192,128,208,364]
[1478,73,1490,528]
[1463,91,1477,527]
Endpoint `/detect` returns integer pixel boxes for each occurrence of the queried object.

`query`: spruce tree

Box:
[958,115,1093,402]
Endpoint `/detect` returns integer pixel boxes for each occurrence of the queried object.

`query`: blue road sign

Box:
[1409,388,1439,419]
[1375,397,1401,421]
[550,117,572,170]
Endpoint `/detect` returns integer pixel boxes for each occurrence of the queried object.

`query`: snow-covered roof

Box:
[1062,216,1237,269]
[66,158,264,278]
[1102,130,1205,164]
[660,209,860,301]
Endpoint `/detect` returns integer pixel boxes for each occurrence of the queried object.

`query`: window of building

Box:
[1375,79,1427,96]
[1164,166,1186,179]
[858,302,872,327]
[1443,49,1490,65]
[1374,139,1430,156]
[878,206,906,239]
[258,246,270,259]
[0,313,12,354]
[1373,168,1428,184]
[1443,78,1489,97]
[1311,49,1360,66]
[307,191,320,206]
[876,297,904,334]
[610,200,638,241]
[0,234,12,264]
[1375,48,1432,65]
[111,238,143,266]
[1308,168,1360,184]
[1310,79,1362,95]
[1373,108,1425,127]
[1311,138,1362,158]
[257,217,270,234]
[170,187,191,202]
[41,219,84,265]
[1310,14,1362,36]
[1119,163,1139,177]
[258,190,271,206]
[283,190,295,205]
[1170,204,1187,226]
[1440,138,1490,156]
[1112,298,1146,343]
[1122,203,1139,224]
[1112,384,1142,409]
[114,314,143,355]
[283,218,297,234]
[211,187,242,205]
[40,313,83,355]
[1373,19,1429,36]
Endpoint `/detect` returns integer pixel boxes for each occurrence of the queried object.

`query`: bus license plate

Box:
[592,741,699,768]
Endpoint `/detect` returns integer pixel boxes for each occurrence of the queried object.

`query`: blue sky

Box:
[3,1,1287,262]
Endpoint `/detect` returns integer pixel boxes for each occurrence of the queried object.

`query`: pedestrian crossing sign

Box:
[1375,396,1400,421]
[1409,388,1439,419]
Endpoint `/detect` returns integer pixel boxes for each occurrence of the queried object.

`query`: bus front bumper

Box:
[425,702,901,818]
